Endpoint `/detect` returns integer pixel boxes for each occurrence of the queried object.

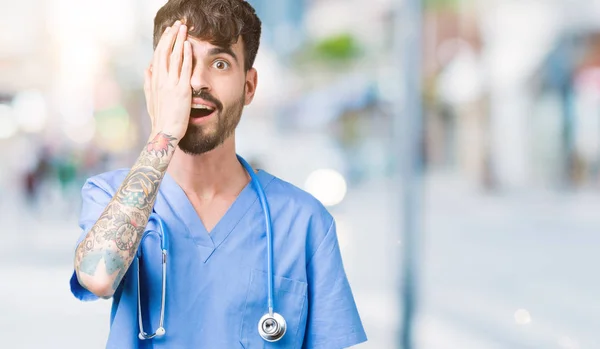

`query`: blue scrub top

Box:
[70,168,367,349]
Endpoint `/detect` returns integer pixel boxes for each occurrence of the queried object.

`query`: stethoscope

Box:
[136,155,286,342]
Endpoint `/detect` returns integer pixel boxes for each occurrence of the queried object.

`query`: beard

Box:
[178,89,245,155]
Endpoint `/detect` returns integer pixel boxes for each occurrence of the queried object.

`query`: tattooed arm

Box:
[74,17,194,298]
[73,132,178,298]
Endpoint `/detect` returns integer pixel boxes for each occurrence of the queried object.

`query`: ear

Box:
[244,68,258,105]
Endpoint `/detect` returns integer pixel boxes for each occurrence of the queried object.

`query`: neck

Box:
[167,136,249,200]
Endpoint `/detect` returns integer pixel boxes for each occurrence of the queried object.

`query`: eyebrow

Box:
[208,47,238,64]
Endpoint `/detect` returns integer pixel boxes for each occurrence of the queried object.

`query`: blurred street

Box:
[3,0,600,347]
[1,172,598,349]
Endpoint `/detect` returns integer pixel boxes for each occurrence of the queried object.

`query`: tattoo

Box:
[147,132,177,157]
[79,250,103,276]
[116,167,162,210]
[75,131,178,294]
[113,210,145,251]
[79,249,125,276]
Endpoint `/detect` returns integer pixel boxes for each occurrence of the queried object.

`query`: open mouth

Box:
[190,104,216,118]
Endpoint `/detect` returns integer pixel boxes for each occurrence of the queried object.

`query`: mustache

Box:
[192,90,223,111]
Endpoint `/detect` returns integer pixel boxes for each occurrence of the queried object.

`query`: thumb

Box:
[144,64,154,123]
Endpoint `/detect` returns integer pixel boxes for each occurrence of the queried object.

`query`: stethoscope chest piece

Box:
[258,312,287,342]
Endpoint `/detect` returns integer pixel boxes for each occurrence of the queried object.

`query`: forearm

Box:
[74,131,178,297]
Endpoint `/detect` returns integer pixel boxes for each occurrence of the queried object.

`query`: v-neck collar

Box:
[154,168,274,263]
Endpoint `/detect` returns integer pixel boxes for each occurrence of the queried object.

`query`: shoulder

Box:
[265,171,332,218]
[82,168,130,196]
[262,170,335,239]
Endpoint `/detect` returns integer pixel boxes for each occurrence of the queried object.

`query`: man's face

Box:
[178,36,257,155]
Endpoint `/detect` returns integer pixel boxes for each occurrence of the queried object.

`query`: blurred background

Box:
[1,0,599,348]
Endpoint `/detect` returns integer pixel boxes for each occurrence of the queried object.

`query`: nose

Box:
[190,65,211,93]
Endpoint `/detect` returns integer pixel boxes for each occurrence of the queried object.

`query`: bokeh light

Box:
[304,168,347,207]
[63,118,96,144]
[514,309,532,325]
[12,90,48,133]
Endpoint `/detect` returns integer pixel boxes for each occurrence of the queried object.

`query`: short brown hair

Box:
[153,0,262,71]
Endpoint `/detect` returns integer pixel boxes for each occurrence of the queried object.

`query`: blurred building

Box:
[4,0,600,193]
[249,0,307,58]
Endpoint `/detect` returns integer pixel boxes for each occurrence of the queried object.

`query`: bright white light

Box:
[482,1,559,88]
[57,85,94,126]
[514,309,532,325]
[0,104,18,139]
[47,0,135,47]
[63,119,96,144]
[58,41,102,84]
[54,41,97,128]
[12,90,48,133]
[438,40,484,104]
[304,169,347,207]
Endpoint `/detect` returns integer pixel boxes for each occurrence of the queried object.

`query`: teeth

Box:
[191,104,215,111]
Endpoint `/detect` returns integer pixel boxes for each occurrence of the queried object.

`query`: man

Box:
[70,0,367,348]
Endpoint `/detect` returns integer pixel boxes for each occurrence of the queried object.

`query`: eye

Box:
[213,60,230,70]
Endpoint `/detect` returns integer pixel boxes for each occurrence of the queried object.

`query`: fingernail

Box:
[175,20,181,26]
[165,27,170,33]
[180,24,186,32]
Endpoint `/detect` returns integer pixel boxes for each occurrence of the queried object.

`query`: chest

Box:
[188,196,236,233]
[133,199,312,347]
[134,237,309,349]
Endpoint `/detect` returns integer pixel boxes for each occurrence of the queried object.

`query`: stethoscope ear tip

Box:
[156,327,166,336]
[138,328,165,340]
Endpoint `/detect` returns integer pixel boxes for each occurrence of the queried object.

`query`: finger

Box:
[169,24,188,82]
[144,64,154,119]
[156,21,182,75]
[179,40,193,85]
[152,26,172,90]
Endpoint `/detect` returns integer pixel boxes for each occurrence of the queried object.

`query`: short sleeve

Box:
[69,179,113,302]
[303,219,367,349]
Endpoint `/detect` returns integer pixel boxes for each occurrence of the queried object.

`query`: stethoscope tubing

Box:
[137,155,280,341]
[137,217,168,340]
[237,155,275,315]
